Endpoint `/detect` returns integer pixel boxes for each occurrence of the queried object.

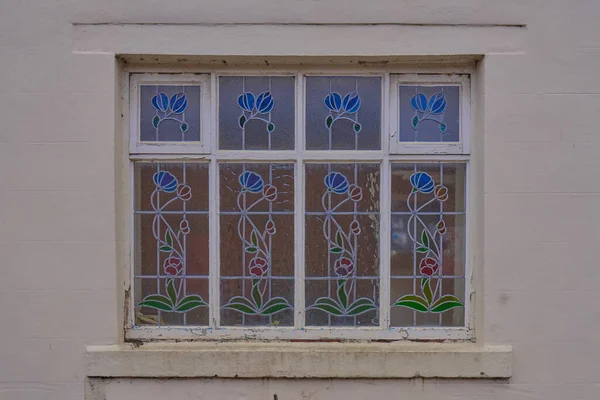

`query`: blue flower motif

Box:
[324,92,342,112]
[237,92,255,112]
[169,93,188,114]
[239,171,264,193]
[428,92,446,115]
[342,92,361,114]
[410,93,428,113]
[409,172,435,194]
[153,171,178,193]
[324,172,349,194]
[151,93,169,112]
[256,92,274,114]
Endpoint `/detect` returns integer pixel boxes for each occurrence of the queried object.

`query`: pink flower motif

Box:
[348,184,363,202]
[176,184,192,201]
[249,257,269,278]
[164,257,183,276]
[265,219,276,235]
[434,185,448,202]
[350,220,361,235]
[180,220,190,235]
[419,257,439,277]
[334,257,354,278]
[436,220,446,235]
[262,184,278,202]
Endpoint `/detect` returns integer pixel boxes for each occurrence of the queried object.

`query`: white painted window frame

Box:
[389,74,471,155]
[126,69,473,341]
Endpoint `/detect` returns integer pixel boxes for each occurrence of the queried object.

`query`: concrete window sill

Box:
[86,342,512,379]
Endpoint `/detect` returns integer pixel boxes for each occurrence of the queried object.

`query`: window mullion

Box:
[379,73,391,329]
[209,73,220,329]
[294,73,305,329]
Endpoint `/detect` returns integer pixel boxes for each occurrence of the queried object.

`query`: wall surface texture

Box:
[1,0,599,399]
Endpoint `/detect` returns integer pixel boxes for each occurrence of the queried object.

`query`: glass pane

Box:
[305,163,380,327]
[399,85,460,143]
[219,163,295,326]
[133,162,209,326]
[306,76,381,150]
[219,76,295,150]
[140,85,201,142]
[390,162,466,327]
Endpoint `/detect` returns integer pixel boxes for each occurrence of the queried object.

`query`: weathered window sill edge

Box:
[86,342,512,379]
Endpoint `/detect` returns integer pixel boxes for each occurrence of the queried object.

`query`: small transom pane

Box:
[219,76,295,150]
[306,76,381,150]
[399,85,460,143]
[140,85,201,142]
[390,163,466,327]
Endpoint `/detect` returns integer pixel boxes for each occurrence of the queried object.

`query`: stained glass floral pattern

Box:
[305,164,380,326]
[391,163,465,320]
[220,163,295,326]
[137,165,208,315]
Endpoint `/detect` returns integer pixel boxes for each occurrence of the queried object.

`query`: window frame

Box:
[125,68,474,342]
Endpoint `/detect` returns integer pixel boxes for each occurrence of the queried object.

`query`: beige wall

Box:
[1,0,599,399]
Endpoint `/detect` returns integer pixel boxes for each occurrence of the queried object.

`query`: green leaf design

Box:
[421,277,433,305]
[353,123,362,133]
[159,245,172,252]
[416,246,428,253]
[326,115,333,128]
[346,298,377,316]
[252,279,262,309]
[251,231,258,246]
[411,115,419,129]
[138,294,173,311]
[260,297,291,315]
[180,123,188,133]
[421,230,429,248]
[337,279,348,309]
[393,294,429,312]
[165,230,173,247]
[245,246,257,253]
[152,115,160,128]
[223,296,258,314]
[429,295,464,313]
[166,278,177,306]
[336,230,343,248]
[330,247,343,254]
[175,295,207,312]
[239,115,247,128]
[267,123,275,133]
[309,297,343,316]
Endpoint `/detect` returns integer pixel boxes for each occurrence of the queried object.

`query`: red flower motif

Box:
[434,185,448,202]
[262,184,278,202]
[419,257,439,277]
[180,220,190,235]
[350,220,361,235]
[176,184,192,201]
[265,219,276,235]
[348,184,363,202]
[249,257,269,278]
[164,257,183,276]
[334,257,354,278]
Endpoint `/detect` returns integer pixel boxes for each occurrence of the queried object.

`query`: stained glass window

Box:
[398,85,460,143]
[130,71,471,340]
[134,162,210,326]
[305,76,381,150]
[219,76,295,150]
[390,163,466,327]
[140,85,201,142]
